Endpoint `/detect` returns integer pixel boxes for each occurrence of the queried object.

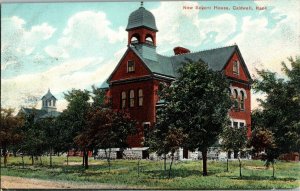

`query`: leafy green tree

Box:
[147,84,188,177]
[80,107,136,171]
[58,89,90,168]
[0,108,24,167]
[37,117,59,167]
[221,126,247,175]
[253,56,300,155]
[21,111,47,165]
[249,128,277,177]
[157,60,231,176]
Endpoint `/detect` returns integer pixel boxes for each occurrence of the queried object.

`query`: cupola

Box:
[127,2,158,46]
[41,89,57,112]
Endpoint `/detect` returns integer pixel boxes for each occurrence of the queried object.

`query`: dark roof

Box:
[106,44,251,86]
[126,6,158,31]
[129,44,250,79]
[19,107,60,119]
[42,89,57,100]
[20,108,47,116]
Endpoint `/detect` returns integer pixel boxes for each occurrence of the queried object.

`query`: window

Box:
[127,61,135,72]
[233,89,239,111]
[240,122,245,128]
[233,61,239,75]
[240,91,245,111]
[233,122,239,128]
[138,89,143,106]
[53,100,56,107]
[121,91,126,109]
[129,90,135,107]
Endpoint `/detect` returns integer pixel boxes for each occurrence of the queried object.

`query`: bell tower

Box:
[126,2,158,47]
[41,89,57,113]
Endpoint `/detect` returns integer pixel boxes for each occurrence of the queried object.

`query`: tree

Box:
[157,60,231,176]
[221,126,247,176]
[59,89,91,168]
[0,108,24,167]
[147,84,188,177]
[249,128,277,177]
[37,117,59,167]
[21,111,47,165]
[253,57,300,156]
[79,107,136,171]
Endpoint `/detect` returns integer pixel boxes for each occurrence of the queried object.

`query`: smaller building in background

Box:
[18,89,60,121]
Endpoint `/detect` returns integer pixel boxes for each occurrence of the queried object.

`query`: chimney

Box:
[173,46,190,55]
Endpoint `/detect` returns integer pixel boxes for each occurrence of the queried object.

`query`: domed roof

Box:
[126,6,158,31]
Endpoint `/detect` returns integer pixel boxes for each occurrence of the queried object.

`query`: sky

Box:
[1,0,300,112]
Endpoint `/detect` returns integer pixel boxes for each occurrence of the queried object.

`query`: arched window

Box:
[233,89,239,110]
[240,91,245,111]
[130,90,135,107]
[121,91,126,109]
[138,89,143,106]
[233,61,239,75]
[227,88,231,96]
[145,34,154,45]
[131,36,139,44]
[127,60,135,72]
[130,33,140,44]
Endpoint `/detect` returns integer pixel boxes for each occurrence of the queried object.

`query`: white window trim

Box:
[230,118,246,129]
[233,60,239,75]
[127,60,135,73]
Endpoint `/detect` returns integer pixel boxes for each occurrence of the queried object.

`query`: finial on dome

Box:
[141,1,143,7]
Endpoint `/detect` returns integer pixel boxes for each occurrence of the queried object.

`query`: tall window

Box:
[121,91,126,109]
[138,89,143,106]
[233,89,239,111]
[129,90,135,107]
[240,91,245,111]
[233,61,239,75]
[127,61,135,72]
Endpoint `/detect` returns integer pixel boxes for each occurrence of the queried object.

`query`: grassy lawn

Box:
[1,156,299,189]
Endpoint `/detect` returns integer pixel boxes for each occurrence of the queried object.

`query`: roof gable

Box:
[108,47,152,82]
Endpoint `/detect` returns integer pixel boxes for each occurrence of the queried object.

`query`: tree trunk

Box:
[168,154,174,179]
[272,163,275,178]
[164,154,167,177]
[202,149,208,176]
[234,150,238,159]
[4,152,8,167]
[31,155,34,165]
[84,149,89,169]
[108,148,111,172]
[82,151,85,167]
[50,147,52,167]
[22,154,25,168]
[226,158,229,172]
[228,151,232,159]
[105,149,111,172]
[238,158,242,177]
[66,151,69,166]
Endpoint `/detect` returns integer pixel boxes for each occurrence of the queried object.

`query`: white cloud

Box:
[229,1,300,109]
[1,16,56,71]
[152,2,237,52]
[45,11,127,59]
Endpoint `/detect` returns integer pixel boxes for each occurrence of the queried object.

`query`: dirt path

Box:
[1,176,143,189]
